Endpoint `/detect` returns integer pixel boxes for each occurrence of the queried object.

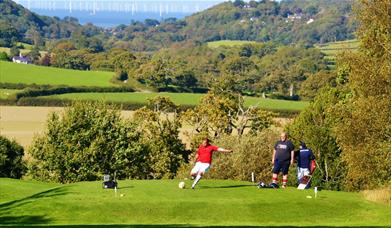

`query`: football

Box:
[178,181,185,189]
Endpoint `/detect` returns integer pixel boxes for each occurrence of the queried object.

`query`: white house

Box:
[12,54,31,64]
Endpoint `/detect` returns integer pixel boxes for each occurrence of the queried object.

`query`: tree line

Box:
[1,40,333,100]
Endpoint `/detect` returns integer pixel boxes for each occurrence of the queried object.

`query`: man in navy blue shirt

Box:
[271,132,295,188]
[296,141,315,186]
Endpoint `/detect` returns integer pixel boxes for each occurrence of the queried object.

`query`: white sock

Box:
[192,174,202,188]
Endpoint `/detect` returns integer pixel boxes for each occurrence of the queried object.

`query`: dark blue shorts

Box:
[273,160,290,175]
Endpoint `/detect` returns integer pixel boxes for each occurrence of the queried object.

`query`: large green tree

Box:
[333,0,391,190]
[28,102,148,183]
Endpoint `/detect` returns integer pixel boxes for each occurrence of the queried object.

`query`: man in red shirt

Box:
[190,138,232,189]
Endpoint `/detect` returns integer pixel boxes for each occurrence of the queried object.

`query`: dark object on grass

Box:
[103,180,117,189]
[257,182,279,189]
[102,174,118,189]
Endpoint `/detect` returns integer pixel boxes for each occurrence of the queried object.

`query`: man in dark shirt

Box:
[296,141,315,186]
[271,132,295,188]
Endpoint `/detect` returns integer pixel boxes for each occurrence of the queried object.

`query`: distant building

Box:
[12,54,31,64]
[285,13,303,22]
[307,18,315,24]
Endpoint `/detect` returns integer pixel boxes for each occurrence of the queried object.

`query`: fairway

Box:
[0,178,389,227]
[40,92,309,111]
[0,61,115,87]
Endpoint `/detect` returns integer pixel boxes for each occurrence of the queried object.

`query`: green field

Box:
[207,40,258,48]
[0,61,115,87]
[0,89,21,99]
[315,40,359,69]
[0,43,46,56]
[0,47,31,55]
[40,92,309,111]
[316,39,359,56]
[0,178,389,226]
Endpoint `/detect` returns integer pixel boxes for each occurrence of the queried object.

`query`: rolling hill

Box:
[1,0,356,52]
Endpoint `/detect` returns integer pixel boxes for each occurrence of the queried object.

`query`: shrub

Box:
[27,101,188,183]
[27,102,149,182]
[287,87,347,190]
[133,97,190,179]
[0,136,25,178]
[0,51,9,61]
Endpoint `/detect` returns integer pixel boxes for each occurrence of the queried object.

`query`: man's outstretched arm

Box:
[217,148,233,153]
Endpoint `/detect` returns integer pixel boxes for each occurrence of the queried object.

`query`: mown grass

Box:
[0,61,115,87]
[0,178,390,226]
[40,92,309,111]
[207,40,258,48]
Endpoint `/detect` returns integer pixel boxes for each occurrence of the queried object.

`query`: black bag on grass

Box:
[103,180,117,189]
[102,174,117,189]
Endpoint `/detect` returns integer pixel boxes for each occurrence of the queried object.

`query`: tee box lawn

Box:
[0,178,390,227]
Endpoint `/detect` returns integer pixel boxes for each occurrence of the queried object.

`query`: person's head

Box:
[202,137,210,147]
[300,141,307,149]
[280,132,288,142]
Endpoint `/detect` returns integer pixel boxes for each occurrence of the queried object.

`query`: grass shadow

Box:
[200,184,255,189]
[118,185,134,189]
[0,186,70,225]
[0,186,70,209]
[0,215,51,225]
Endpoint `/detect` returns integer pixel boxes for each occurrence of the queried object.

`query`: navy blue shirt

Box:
[274,140,294,162]
[296,149,315,168]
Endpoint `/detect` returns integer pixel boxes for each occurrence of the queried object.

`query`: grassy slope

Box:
[0,178,390,226]
[0,61,115,87]
[207,40,258,48]
[40,92,309,111]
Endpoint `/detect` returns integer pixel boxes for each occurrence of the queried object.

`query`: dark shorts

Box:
[273,160,290,175]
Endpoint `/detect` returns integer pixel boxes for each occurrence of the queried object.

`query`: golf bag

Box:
[297,175,312,190]
[102,174,118,189]
[297,160,317,190]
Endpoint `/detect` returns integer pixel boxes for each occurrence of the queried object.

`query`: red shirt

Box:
[197,144,219,164]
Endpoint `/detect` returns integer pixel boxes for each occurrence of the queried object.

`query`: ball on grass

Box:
[178,181,186,189]
[120,194,124,197]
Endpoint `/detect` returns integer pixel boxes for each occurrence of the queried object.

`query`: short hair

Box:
[203,137,210,143]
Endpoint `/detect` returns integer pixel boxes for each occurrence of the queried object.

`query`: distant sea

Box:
[33,9,192,27]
